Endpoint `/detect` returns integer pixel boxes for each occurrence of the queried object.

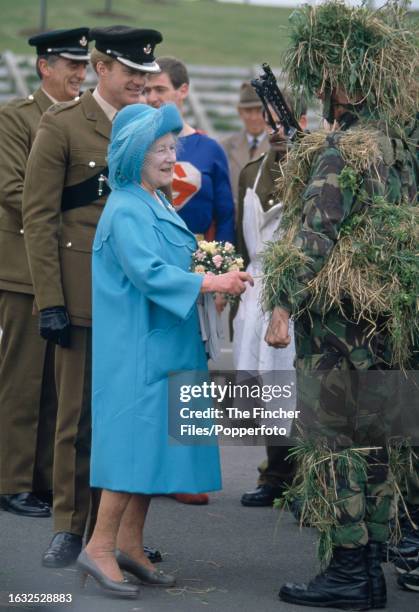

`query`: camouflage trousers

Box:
[405,353,419,507]
[393,444,419,508]
[390,349,419,508]
[294,307,397,548]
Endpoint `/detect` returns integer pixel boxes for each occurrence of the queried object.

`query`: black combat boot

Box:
[366,542,387,609]
[387,504,419,562]
[279,546,371,610]
[397,564,419,591]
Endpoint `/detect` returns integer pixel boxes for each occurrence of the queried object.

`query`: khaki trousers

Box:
[0,290,56,494]
[257,445,295,488]
[53,325,99,536]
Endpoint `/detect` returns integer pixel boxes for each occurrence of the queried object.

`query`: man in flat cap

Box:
[0,28,89,519]
[22,25,163,567]
[221,82,269,211]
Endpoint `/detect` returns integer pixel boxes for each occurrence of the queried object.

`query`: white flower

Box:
[224,242,234,253]
[194,265,206,274]
[200,241,217,255]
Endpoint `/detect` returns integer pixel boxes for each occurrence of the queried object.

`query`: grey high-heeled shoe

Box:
[77,549,140,599]
[116,549,176,586]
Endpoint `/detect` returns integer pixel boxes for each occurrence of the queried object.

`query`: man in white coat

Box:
[234,99,307,507]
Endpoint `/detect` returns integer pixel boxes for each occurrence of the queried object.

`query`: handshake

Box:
[201,272,290,348]
[201,270,254,314]
[201,270,254,296]
[38,271,255,348]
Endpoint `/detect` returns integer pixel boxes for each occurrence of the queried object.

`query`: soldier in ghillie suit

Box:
[261,1,418,608]
[391,112,419,592]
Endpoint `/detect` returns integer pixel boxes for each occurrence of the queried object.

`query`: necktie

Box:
[249,137,258,159]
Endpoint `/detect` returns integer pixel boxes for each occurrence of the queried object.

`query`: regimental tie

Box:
[249,137,258,159]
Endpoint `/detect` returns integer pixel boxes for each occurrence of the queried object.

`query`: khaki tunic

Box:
[0,89,51,294]
[23,90,111,327]
[236,149,280,268]
[221,130,269,210]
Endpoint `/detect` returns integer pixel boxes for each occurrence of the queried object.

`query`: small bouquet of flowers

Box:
[192,240,244,303]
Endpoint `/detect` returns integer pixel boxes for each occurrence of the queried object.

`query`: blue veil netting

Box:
[108,103,183,189]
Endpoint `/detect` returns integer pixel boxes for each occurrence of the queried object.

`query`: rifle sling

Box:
[61,167,111,212]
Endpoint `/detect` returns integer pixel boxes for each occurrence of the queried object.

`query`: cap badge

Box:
[79,36,88,47]
[143,44,152,55]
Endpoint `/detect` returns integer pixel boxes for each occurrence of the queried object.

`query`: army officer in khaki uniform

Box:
[0,29,90,519]
[23,26,163,568]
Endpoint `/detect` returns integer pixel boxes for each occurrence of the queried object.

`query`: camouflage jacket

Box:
[277,116,418,313]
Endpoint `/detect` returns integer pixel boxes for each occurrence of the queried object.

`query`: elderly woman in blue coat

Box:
[76,103,253,598]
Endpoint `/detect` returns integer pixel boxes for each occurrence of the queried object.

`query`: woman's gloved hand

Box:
[39,306,71,348]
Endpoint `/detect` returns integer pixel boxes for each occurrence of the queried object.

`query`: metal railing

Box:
[0,52,320,135]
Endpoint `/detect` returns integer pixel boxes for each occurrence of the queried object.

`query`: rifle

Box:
[251,63,303,142]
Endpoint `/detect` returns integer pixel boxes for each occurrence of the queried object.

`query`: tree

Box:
[88,0,130,19]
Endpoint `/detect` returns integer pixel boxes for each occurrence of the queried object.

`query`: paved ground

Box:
[0,445,417,612]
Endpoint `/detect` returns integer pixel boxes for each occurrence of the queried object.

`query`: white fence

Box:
[219,1,419,8]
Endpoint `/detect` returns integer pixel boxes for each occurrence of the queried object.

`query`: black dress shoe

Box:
[42,532,82,568]
[35,490,53,507]
[144,545,162,563]
[0,493,51,517]
[240,484,283,507]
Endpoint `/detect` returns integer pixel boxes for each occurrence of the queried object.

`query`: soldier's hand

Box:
[268,125,287,154]
[39,306,71,348]
[265,306,291,348]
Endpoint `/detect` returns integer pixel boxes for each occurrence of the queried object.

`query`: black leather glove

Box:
[39,306,71,348]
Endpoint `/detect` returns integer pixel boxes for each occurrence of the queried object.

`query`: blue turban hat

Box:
[108,103,183,189]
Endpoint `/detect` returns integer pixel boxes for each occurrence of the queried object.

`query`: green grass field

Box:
[0,0,292,66]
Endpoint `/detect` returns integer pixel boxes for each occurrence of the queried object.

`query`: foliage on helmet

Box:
[283,0,418,123]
